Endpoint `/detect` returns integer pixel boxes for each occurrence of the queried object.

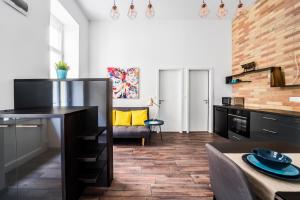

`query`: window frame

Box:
[50,15,65,78]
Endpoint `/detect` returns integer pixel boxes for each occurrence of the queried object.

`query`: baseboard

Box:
[5,146,47,172]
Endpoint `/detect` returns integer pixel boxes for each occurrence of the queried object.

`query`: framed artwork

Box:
[107,67,140,99]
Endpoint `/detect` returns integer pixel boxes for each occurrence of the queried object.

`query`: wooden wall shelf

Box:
[272,84,300,88]
[226,67,285,87]
[229,67,276,78]
[227,81,252,85]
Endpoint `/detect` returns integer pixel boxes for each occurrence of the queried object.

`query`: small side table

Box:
[144,119,164,142]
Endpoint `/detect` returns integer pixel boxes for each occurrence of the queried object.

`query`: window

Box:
[49,15,64,79]
[50,0,79,79]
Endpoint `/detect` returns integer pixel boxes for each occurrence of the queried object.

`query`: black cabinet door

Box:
[250,112,280,141]
[213,106,228,138]
[250,112,300,145]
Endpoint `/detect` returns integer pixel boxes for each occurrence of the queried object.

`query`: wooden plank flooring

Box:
[82,133,226,200]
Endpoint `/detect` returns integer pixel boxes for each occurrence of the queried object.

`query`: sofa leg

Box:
[142,137,145,146]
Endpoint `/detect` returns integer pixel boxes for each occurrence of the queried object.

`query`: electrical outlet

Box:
[289,97,300,103]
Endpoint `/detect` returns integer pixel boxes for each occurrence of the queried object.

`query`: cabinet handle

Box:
[232,136,241,141]
[262,117,277,121]
[262,129,277,134]
[16,125,40,128]
[0,125,9,128]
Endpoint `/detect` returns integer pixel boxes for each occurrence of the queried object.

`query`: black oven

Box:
[228,108,250,141]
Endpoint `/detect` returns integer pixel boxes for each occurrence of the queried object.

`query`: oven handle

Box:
[228,114,247,119]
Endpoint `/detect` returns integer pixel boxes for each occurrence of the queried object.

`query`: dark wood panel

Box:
[106,79,113,187]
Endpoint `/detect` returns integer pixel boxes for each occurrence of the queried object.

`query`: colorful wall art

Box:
[107,67,140,99]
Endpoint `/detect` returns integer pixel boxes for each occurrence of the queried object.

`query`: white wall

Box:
[89,20,232,115]
[0,0,89,110]
[0,0,50,110]
[58,0,89,77]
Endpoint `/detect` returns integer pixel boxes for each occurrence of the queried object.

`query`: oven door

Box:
[228,114,249,138]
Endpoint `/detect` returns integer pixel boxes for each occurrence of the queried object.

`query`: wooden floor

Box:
[82,133,226,200]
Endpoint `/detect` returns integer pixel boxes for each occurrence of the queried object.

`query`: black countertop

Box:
[214,105,300,118]
[0,106,96,118]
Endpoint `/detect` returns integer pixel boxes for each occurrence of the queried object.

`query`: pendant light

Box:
[217,0,227,19]
[199,0,209,17]
[236,0,246,17]
[110,0,120,20]
[128,0,138,19]
[146,0,155,19]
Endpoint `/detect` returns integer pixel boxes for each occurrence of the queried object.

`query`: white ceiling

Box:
[76,0,256,21]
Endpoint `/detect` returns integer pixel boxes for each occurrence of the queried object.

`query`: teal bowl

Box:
[252,148,292,169]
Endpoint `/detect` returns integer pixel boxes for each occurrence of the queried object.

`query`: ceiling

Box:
[76,0,256,21]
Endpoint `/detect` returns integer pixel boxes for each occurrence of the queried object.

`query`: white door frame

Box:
[185,67,214,133]
[157,68,184,133]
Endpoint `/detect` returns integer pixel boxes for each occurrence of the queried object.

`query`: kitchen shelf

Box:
[77,144,106,162]
[226,67,285,87]
[77,127,106,141]
[272,84,300,88]
[227,81,252,85]
[229,67,277,78]
[78,170,102,184]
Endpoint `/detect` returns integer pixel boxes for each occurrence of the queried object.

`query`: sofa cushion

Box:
[131,109,148,126]
[112,110,116,126]
[115,110,132,126]
[113,126,150,138]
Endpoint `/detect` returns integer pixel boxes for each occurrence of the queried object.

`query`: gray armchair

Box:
[205,144,255,200]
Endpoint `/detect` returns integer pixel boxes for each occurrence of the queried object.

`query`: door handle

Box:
[0,125,10,128]
[203,100,209,104]
[159,100,165,104]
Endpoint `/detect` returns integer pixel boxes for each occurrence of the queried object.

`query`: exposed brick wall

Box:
[232,0,300,111]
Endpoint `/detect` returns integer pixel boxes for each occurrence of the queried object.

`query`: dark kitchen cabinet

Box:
[213,106,228,138]
[250,112,300,145]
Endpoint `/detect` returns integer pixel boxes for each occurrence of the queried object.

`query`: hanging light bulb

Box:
[146,0,155,19]
[217,0,227,19]
[110,0,120,20]
[199,0,209,17]
[236,0,246,17]
[128,0,138,19]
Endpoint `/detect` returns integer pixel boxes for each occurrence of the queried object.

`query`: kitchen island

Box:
[0,107,103,200]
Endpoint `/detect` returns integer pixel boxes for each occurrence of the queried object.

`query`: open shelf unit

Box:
[11,78,114,199]
[77,128,108,185]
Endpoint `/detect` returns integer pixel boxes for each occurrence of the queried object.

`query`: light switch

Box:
[289,97,300,102]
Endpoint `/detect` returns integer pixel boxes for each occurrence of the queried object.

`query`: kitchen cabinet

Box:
[213,106,228,138]
[250,112,300,145]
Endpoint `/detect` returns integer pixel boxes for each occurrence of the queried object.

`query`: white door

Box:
[189,70,209,132]
[159,70,182,132]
